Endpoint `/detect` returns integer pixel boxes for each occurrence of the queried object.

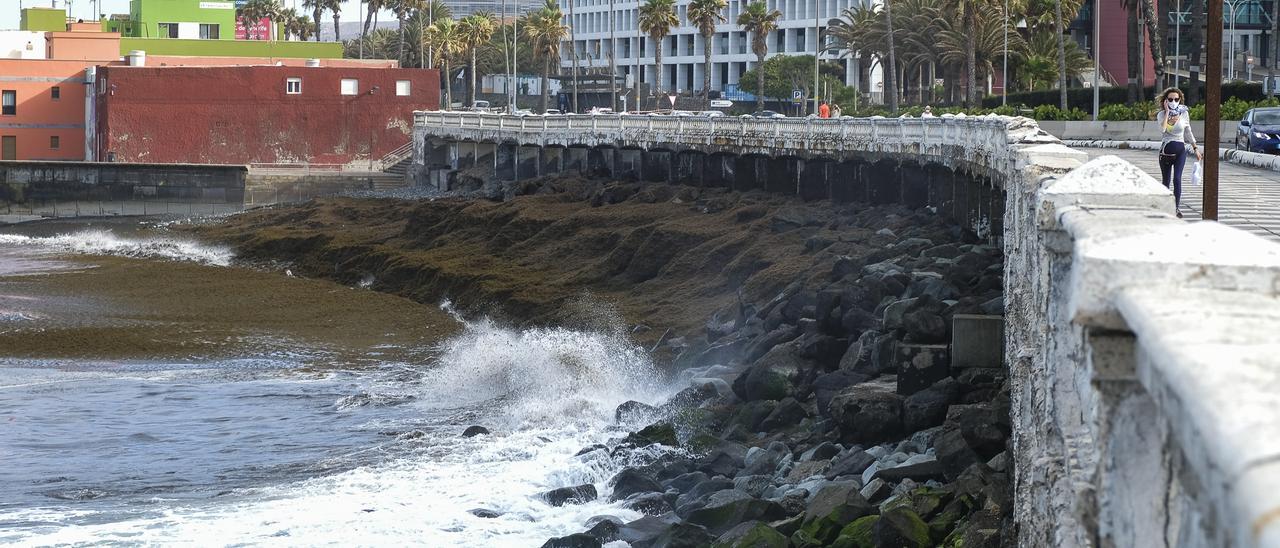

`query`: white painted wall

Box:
[0,31,48,60]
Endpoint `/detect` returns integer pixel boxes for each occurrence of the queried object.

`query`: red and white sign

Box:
[236,17,272,40]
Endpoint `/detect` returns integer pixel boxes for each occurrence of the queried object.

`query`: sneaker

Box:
[1176,211,1184,219]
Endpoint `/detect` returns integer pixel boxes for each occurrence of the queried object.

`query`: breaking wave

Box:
[0,230,233,266]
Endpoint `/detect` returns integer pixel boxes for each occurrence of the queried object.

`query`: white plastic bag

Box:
[1190,160,1203,186]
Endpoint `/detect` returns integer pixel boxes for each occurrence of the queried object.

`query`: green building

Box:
[100,0,341,59]
[20,7,68,32]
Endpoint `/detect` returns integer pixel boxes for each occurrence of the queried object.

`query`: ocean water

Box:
[0,224,679,546]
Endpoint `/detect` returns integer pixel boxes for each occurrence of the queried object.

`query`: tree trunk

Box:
[361,1,375,58]
[1057,0,1067,109]
[333,13,341,42]
[444,59,453,109]
[886,0,898,112]
[655,36,665,97]
[965,2,976,106]
[1127,1,1141,103]
[703,31,713,108]
[314,8,323,41]
[470,48,478,107]
[1142,0,1164,87]
[756,51,766,111]
[1273,0,1280,71]
[542,57,551,112]
[398,15,406,63]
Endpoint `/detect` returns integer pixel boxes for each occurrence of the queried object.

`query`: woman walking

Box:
[1156,87,1201,218]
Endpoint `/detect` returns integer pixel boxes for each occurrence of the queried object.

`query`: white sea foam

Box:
[1,310,681,546]
[0,230,232,266]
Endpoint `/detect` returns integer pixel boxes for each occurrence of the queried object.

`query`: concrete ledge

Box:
[1037,155,1173,231]
[1117,288,1280,547]
[1062,139,1280,173]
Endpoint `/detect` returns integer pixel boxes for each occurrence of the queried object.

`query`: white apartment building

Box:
[558,0,880,98]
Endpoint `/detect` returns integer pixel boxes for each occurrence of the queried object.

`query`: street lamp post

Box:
[814,0,820,116]
[1003,0,1008,106]
[1175,0,1182,87]
[1092,0,1100,119]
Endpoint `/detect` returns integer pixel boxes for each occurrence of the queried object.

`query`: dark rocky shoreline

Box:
[198,174,1010,547]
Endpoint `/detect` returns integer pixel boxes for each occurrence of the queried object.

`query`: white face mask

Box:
[1168,99,1180,109]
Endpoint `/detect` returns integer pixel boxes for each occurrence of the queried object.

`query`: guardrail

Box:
[413,111,1024,175]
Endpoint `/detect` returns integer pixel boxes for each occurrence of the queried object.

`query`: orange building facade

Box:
[0,22,124,161]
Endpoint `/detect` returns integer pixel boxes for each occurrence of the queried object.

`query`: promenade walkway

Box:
[1081,147,1280,242]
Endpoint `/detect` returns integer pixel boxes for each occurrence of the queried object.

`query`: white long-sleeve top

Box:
[1157,108,1197,149]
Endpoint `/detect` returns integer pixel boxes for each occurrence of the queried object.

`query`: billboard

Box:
[236,17,272,40]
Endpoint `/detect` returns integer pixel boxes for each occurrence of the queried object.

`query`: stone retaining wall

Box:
[0,160,246,204]
[413,112,1280,547]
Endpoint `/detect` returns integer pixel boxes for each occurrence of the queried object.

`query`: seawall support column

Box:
[642,150,673,182]
[800,158,832,201]
[496,143,516,181]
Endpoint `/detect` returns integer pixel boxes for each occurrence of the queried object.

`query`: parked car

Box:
[513,109,534,116]
[698,110,726,117]
[588,107,616,115]
[751,110,786,119]
[1236,108,1280,153]
[544,109,562,115]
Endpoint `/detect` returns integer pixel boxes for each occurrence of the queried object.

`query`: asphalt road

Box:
[1080,147,1280,242]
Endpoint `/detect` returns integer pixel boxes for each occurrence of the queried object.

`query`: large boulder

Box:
[609,468,663,502]
[712,521,789,548]
[826,379,905,445]
[759,397,808,431]
[825,448,875,480]
[812,370,872,419]
[873,507,932,548]
[542,484,598,507]
[686,496,790,537]
[623,492,673,515]
[902,378,962,432]
[540,533,603,548]
[933,428,982,482]
[646,522,716,548]
[696,445,747,478]
[623,422,679,448]
[830,515,879,548]
[732,341,811,402]
[739,441,790,478]
[791,481,874,546]
[616,400,660,425]
[894,343,950,395]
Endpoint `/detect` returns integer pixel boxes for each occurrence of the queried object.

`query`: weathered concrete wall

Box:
[0,160,246,203]
[1005,149,1280,547]
[1038,120,1239,141]
[412,112,1280,547]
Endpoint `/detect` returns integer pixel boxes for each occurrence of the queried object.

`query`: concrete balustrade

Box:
[413,112,1280,547]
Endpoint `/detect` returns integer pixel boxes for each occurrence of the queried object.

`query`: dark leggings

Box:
[1159,142,1186,206]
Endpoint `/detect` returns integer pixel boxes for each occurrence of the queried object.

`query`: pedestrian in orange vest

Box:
[819,102,830,118]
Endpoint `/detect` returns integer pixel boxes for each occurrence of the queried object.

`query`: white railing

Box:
[412,111,1018,173]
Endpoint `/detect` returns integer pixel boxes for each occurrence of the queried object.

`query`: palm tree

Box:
[1056,0,1066,108]
[828,5,883,99]
[391,0,425,65]
[459,12,498,107]
[361,0,387,58]
[688,0,727,108]
[523,2,571,112]
[325,0,342,42]
[241,0,281,40]
[737,1,781,111]
[427,18,464,108]
[1141,0,1163,88]
[301,0,324,41]
[639,0,679,97]
[884,0,898,112]
[423,1,453,69]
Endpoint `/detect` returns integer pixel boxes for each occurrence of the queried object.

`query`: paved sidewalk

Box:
[1079,147,1280,242]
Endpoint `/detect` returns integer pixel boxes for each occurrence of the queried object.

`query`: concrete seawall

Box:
[0,160,246,204]
[413,113,1280,547]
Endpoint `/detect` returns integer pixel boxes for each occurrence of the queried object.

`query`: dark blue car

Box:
[1236,108,1280,153]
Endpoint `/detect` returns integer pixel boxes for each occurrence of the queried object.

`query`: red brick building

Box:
[95,65,440,166]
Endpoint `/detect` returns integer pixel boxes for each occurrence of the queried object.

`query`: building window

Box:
[199,24,219,40]
[395,80,411,96]
[51,86,60,100]
[1,91,15,116]
[286,77,302,95]
[50,136,60,150]
[159,23,179,38]
[341,79,359,95]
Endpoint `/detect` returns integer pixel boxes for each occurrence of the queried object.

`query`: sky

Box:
[0,0,393,31]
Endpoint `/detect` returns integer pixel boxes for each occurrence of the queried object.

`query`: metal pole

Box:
[609,0,616,111]
[1093,0,1100,119]
[1176,0,1182,87]
[635,4,642,112]
[1229,1,1236,80]
[427,2,434,69]
[814,0,820,116]
[502,0,510,107]
[1003,0,1008,105]
[513,0,519,112]
[1206,0,1222,220]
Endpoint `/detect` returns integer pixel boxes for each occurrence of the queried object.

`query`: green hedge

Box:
[982,82,1267,110]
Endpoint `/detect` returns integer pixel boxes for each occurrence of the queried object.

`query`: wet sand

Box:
[0,251,459,363]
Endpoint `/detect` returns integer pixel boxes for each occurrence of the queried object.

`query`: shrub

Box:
[1098,103,1144,121]
[1032,104,1089,121]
